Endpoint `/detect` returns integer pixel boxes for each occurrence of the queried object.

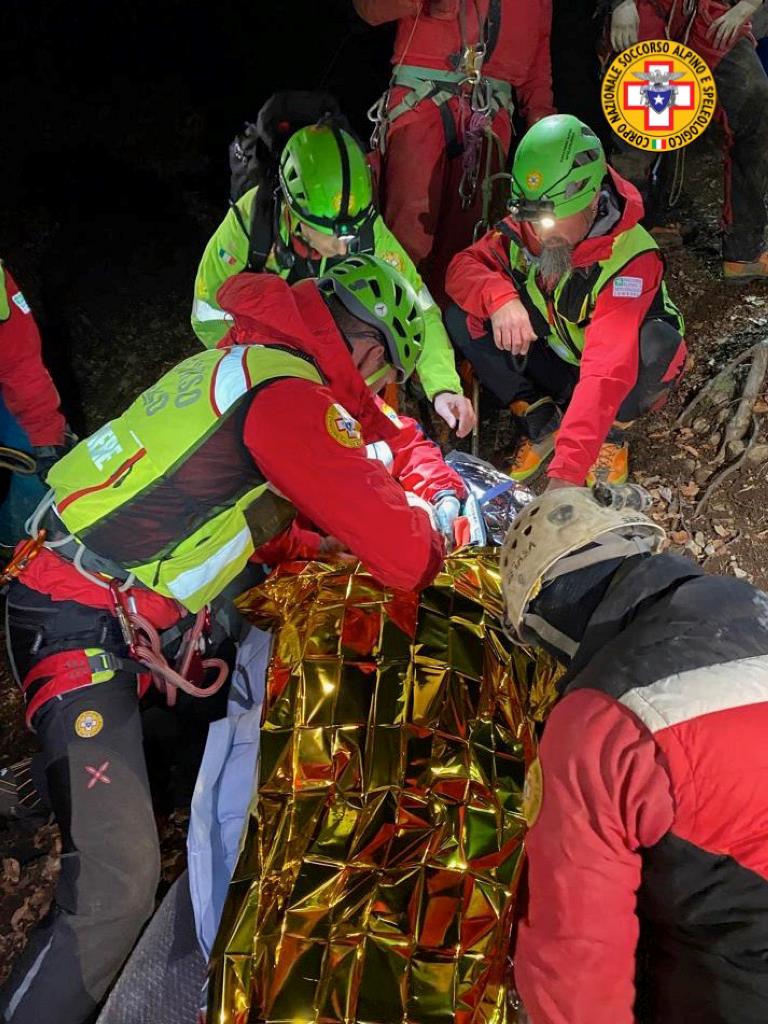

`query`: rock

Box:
[692,416,710,434]
[708,431,722,448]
[746,443,768,466]
[694,466,712,485]
[726,439,746,459]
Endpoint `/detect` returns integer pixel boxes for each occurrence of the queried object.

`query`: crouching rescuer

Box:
[0,256,445,1024]
[445,114,687,487]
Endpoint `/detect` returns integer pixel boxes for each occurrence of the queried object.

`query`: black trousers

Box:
[445,303,685,438]
[0,676,160,1024]
[612,38,768,262]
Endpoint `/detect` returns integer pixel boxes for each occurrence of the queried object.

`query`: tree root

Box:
[676,340,768,428]
[694,416,759,517]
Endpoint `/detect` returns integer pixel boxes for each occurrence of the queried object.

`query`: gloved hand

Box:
[707,0,761,50]
[432,391,476,437]
[432,490,461,547]
[610,0,640,52]
[405,490,438,529]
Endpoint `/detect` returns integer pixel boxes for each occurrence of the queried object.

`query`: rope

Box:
[128,609,229,706]
[0,446,37,475]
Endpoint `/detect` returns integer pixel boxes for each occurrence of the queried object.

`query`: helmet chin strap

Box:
[364,364,392,391]
[519,533,659,659]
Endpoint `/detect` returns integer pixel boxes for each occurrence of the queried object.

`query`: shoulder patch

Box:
[522,756,543,828]
[379,251,404,273]
[612,276,643,299]
[326,403,363,448]
[218,247,239,268]
[10,291,31,315]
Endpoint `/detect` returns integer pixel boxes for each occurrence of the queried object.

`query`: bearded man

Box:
[444,115,687,487]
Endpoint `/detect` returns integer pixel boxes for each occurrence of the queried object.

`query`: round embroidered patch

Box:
[326,404,363,448]
[522,756,543,828]
[526,170,543,189]
[75,710,104,739]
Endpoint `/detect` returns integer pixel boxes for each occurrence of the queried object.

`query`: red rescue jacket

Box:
[0,265,65,447]
[446,169,670,484]
[217,272,466,506]
[636,0,754,68]
[352,0,555,124]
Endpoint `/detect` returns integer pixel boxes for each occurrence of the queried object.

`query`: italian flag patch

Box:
[651,138,667,151]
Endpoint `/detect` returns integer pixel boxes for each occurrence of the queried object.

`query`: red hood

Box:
[217,273,313,353]
[511,167,647,268]
[216,273,397,440]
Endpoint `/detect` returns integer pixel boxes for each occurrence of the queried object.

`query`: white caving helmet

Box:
[500,486,666,651]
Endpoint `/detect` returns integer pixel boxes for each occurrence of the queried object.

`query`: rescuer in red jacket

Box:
[0,261,67,546]
[609,0,768,284]
[355,0,555,306]
[0,255,449,1024]
[500,485,768,1024]
[444,115,686,488]
[216,269,468,549]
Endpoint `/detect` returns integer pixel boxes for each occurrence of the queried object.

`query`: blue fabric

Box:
[0,395,45,547]
[758,38,768,76]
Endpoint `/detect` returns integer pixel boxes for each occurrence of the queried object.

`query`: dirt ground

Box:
[1,137,767,986]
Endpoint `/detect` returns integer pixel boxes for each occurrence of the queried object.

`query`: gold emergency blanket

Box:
[209,550,560,1024]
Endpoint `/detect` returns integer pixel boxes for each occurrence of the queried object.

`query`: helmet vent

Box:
[392,317,406,338]
[564,178,589,199]
[394,284,404,307]
[369,279,382,298]
[573,149,600,167]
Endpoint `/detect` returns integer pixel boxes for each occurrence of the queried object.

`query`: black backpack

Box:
[228,91,351,274]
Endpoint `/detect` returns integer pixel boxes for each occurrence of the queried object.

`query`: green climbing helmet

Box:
[319,254,425,382]
[279,122,375,238]
[509,114,607,221]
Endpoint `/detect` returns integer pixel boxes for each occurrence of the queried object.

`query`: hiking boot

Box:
[506,431,558,481]
[507,397,561,481]
[586,437,630,487]
[723,250,768,285]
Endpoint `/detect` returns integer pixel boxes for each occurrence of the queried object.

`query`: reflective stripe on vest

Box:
[505,223,684,366]
[48,345,322,611]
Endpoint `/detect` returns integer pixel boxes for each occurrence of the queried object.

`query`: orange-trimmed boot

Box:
[586,433,629,487]
[723,250,768,285]
[507,397,561,482]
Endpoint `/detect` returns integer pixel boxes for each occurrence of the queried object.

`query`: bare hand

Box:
[433,392,477,438]
[490,299,537,355]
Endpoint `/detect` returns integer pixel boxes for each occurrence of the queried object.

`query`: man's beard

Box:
[539,238,573,285]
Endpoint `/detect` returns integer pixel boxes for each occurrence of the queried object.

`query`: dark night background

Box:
[0,0,397,433]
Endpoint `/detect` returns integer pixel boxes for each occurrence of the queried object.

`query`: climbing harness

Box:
[10,493,230,708]
[367,0,511,224]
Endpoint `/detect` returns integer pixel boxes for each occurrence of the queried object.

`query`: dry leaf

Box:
[1,860,20,886]
[714,524,731,538]
[680,481,700,499]
[670,530,689,545]
[732,565,749,579]
[679,444,700,458]
[753,399,768,414]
